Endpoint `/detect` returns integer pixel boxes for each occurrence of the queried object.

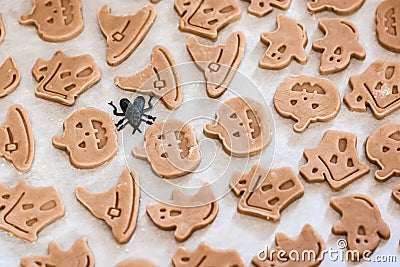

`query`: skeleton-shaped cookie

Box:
[0,14,4,44]
[115,258,157,267]
[76,169,140,244]
[20,237,94,267]
[307,0,365,15]
[174,0,241,41]
[172,242,245,267]
[376,0,400,53]
[259,14,307,70]
[231,165,304,222]
[19,0,84,42]
[187,32,245,98]
[392,184,400,204]
[313,18,365,75]
[32,51,101,106]
[52,108,118,169]
[0,179,64,242]
[0,57,20,98]
[133,119,201,178]
[344,60,400,119]
[366,123,400,181]
[242,0,291,17]
[147,184,218,242]
[300,131,369,191]
[204,97,271,157]
[98,4,156,66]
[330,194,390,255]
[274,75,340,132]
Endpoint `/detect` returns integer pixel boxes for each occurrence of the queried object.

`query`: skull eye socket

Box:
[78,141,86,148]
[357,225,366,236]
[230,113,237,119]
[76,123,83,128]
[334,47,342,55]
[382,146,390,153]
[277,45,286,53]
[45,1,52,7]
[46,18,54,24]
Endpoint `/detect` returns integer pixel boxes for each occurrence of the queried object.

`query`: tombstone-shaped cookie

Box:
[98,4,156,66]
[307,0,365,15]
[0,57,20,98]
[147,184,218,242]
[174,0,241,41]
[204,97,271,157]
[376,0,400,53]
[187,32,245,98]
[0,105,34,172]
[52,108,118,169]
[242,0,291,17]
[344,60,400,119]
[20,237,94,267]
[132,119,201,178]
[19,0,84,42]
[330,194,390,255]
[392,185,400,204]
[172,242,245,267]
[0,179,64,242]
[312,18,365,75]
[366,123,400,181]
[274,76,340,132]
[0,14,4,44]
[115,46,182,110]
[252,224,325,267]
[259,14,307,70]
[32,51,101,106]
[300,131,369,191]
[115,258,157,267]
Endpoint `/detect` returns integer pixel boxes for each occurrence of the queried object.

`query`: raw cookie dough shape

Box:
[115,258,158,267]
[0,179,64,243]
[0,57,20,98]
[0,105,34,172]
[146,184,218,242]
[307,0,365,15]
[0,14,4,44]
[392,184,400,204]
[259,14,307,70]
[300,130,370,191]
[132,119,201,178]
[187,31,245,98]
[115,46,182,110]
[32,51,101,106]
[98,4,156,66]
[344,60,400,119]
[204,97,271,157]
[174,0,241,41]
[366,123,400,181]
[252,224,325,267]
[242,0,291,17]
[274,75,340,132]
[19,0,84,42]
[312,18,365,75]
[172,242,245,267]
[20,237,94,267]
[330,194,390,255]
[376,0,400,53]
[231,165,304,222]
[52,108,118,169]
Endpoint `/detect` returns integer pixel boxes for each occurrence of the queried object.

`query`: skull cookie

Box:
[19,0,84,42]
[274,75,340,132]
[307,0,365,15]
[376,0,400,53]
[204,97,271,157]
[312,18,365,75]
[259,14,308,70]
[132,119,201,178]
[52,108,118,169]
[242,0,292,17]
[0,57,20,98]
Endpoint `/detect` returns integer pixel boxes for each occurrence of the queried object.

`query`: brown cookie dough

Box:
[115,258,158,267]
[242,0,291,17]
[32,51,101,106]
[115,46,182,110]
[174,0,241,41]
[392,185,400,204]
[259,14,307,70]
[0,14,4,44]
[307,0,365,15]
[312,18,365,75]
[133,119,201,178]
[98,4,156,66]
[375,0,400,53]
[0,57,20,98]
[76,169,139,244]
[19,0,84,42]
[0,179,64,243]
[52,108,118,169]
[274,75,340,132]
[187,32,245,98]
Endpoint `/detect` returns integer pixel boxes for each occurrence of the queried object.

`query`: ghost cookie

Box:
[274,75,340,132]
[376,0,400,53]
[174,0,241,41]
[19,0,84,42]
[242,0,291,17]
[0,57,20,98]
[307,0,365,15]
[98,4,156,66]
[115,259,157,267]
[204,97,271,157]
[132,119,201,178]
[52,108,118,169]
[259,14,307,70]
[115,46,182,110]
[187,32,245,98]
[392,185,400,204]
[0,14,4,44]
[312,18,365,75]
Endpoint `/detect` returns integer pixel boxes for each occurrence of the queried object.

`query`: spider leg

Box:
[108,101,125,116]
[117,121,129,131]
[143,95,154,113]
[141,118,154,125]
[143,114,156,121]
[115,118,126,127]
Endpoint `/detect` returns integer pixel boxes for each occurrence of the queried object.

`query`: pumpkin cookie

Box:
[376,0,400,53]
[242,0,291,17]
[307,0,365,15]
[0,57,20,98]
